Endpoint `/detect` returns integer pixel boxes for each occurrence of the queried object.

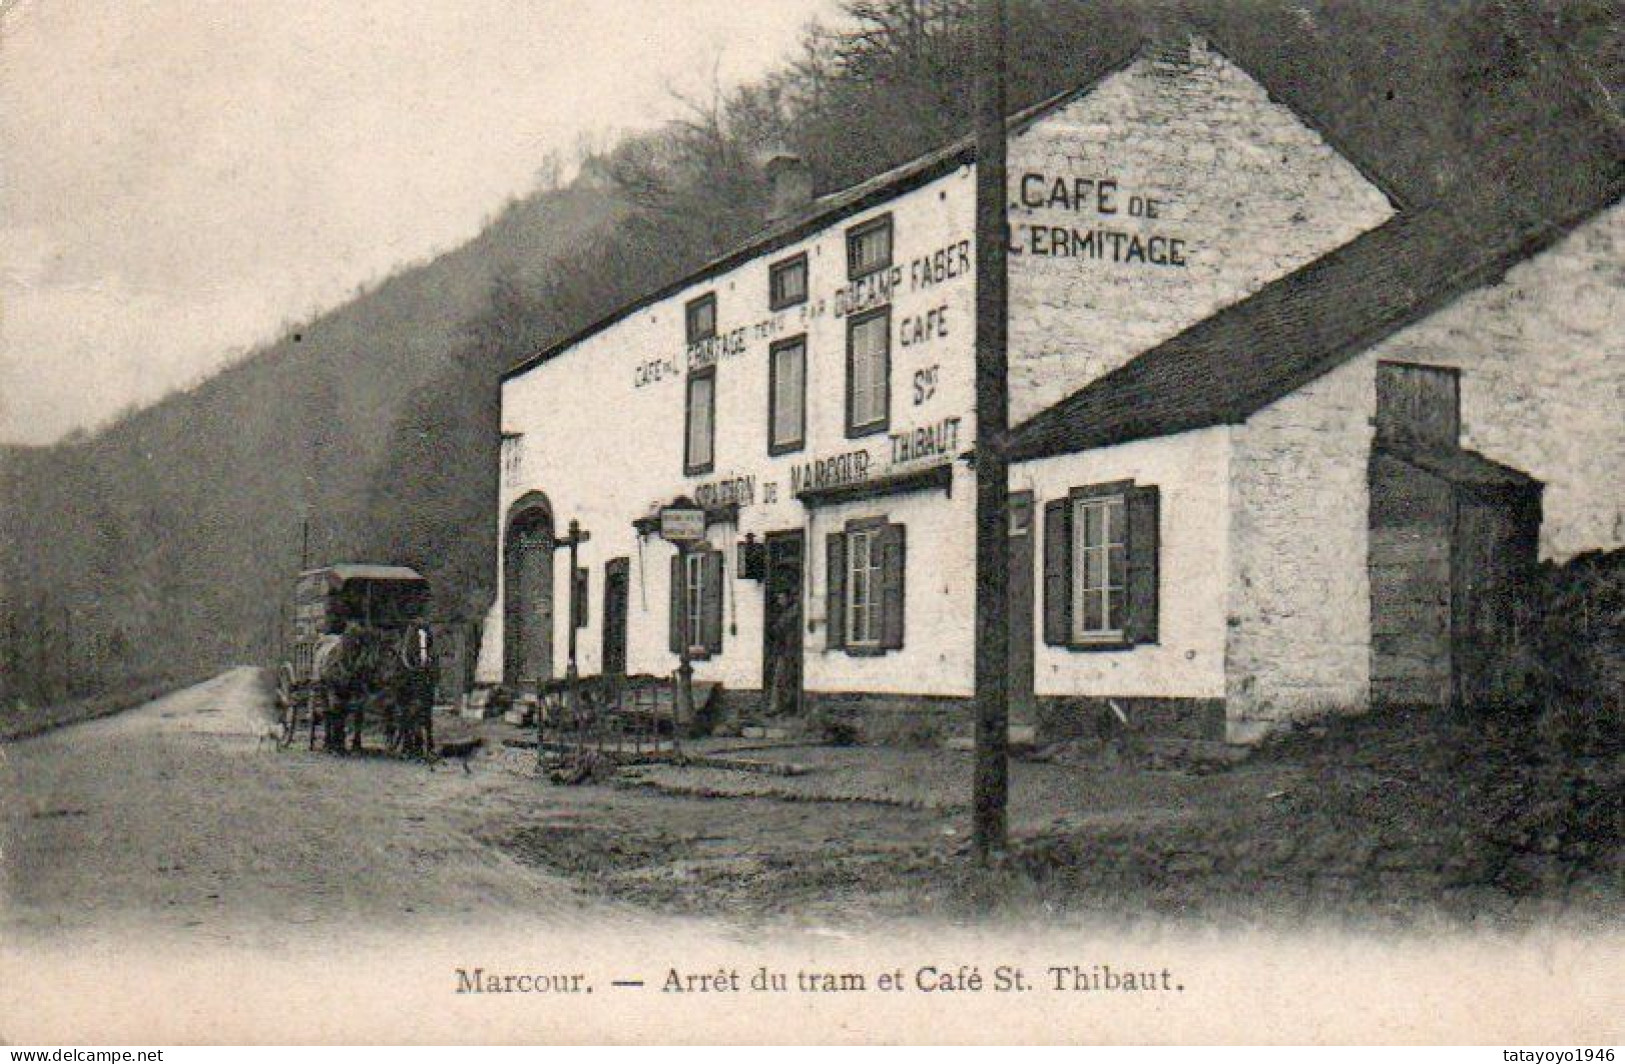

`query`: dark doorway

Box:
[602,557,630,678]
[1007,491,1036,725]
[763,531,805,716]
[502,494,554,694]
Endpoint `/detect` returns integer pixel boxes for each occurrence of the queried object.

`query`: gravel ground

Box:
[4,670,1617,938]
[0,669,606,946]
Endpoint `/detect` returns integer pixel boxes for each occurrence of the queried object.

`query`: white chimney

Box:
[765,154,814,223]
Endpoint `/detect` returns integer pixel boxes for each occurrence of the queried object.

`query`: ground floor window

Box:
[826,517,905,654]
[1044,481,1160,649]
[669,546,723,658]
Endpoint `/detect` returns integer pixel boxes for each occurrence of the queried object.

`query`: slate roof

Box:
[1007,161,1625,463]
[1382,445,1542,490]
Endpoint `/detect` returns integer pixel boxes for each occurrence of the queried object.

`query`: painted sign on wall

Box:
[1010,171,1188,267]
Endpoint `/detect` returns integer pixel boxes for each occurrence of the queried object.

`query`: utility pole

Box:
[972,0,1011,863]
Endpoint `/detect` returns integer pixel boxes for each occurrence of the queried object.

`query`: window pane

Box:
[687,296,716,341]
[1108,543,1126,590]
[850,314,888,427]
[771,259,807,307]
[849,220,892,276]
[1106,499,1126,546]
[1082,589,1104,632]
[772,342,804,446]
[1083,546,1105,591]
[1106,588,1126,633]
[687,375,713,467]
[1082,502,1103,546]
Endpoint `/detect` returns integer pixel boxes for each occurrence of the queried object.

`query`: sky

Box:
[0,0,837,445]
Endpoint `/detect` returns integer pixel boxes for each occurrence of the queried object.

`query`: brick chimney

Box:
[764,154,814,223]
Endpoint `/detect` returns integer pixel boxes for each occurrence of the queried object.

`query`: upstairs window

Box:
[768,335,806,455]
[669,546,723,659]
[847,216,893,278]
[1043,482,1161,649]
[846,307,890,437]
[685,292,717,344]
[826,518,905,655]
[684,367,715,475]
[769,253,808,310]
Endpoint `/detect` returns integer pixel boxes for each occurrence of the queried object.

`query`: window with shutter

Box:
[669,547,725,659]
[829,518,904,655]
[1046,481,1160,650]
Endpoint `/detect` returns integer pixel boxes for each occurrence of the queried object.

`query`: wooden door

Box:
[763,531,805,715]
[602,557,629,677]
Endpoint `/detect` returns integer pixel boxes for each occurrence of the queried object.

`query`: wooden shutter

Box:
[1043,498,1072,646]
[668,554,684,655]
[700,549,724,655]
[879,522,906,650]
[825,532,847,651]
[1124,485,1160,644]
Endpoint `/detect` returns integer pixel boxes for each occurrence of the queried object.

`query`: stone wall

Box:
[1226,357,1376,741]
[1006,37,1394,423]
[1364,203,1625,562]
[1222,202,1625,739]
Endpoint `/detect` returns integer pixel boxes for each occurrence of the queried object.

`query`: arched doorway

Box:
[503,492,554,693]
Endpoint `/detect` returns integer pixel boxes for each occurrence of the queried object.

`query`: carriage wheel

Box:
[308,687,323,751]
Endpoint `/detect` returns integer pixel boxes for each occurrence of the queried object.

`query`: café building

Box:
[478,37,1624,744]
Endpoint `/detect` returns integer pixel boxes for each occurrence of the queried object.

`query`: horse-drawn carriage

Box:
[275,564,438,756]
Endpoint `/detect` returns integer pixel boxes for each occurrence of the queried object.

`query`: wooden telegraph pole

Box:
[972,0,1012,863]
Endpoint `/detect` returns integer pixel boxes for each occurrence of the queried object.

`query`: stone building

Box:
[478,37,1624,744]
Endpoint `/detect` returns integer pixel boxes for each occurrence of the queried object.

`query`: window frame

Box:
[768,253,809,311]
[685,292,717,344]
[843,519,885,651]
[683,365,717,476]
[844,305,891,438]
[1070,491,1127,644]
[846,214,894,279]
[683,550,708,659]
[767,334,807,456]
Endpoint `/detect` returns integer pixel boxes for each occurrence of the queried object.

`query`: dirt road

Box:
[0,668,600,944]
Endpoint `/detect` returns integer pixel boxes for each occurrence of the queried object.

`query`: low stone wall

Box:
[1036,695,1226,744]
[713,688,1229,747]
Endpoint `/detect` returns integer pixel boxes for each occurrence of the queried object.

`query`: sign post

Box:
[562,519,590,720]
[659,503,706,739]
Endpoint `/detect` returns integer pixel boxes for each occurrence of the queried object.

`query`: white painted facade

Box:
[478,37,1620,740]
